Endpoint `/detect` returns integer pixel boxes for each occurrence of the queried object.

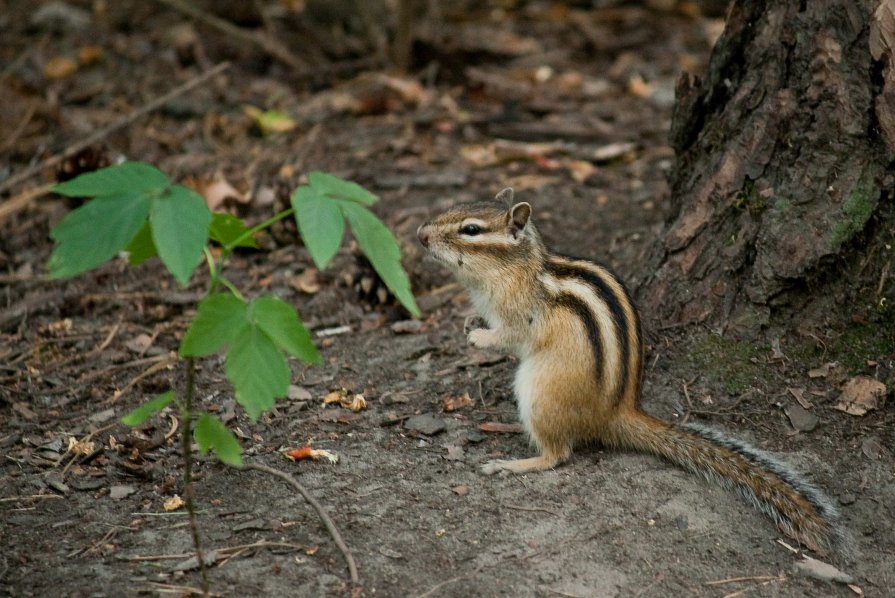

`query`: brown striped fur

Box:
[417,189,843,555]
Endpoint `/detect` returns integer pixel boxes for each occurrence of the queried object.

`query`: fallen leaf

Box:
[164,495,184,511]
[787,387,813,409]
[451,484,470,496]
[566,159,597,183]
[67,437,96,456]
[479,422,524,434]
[442,392,474,412]
[591,141,637,162]
[44,55,78,79]
[125,333,153,354]
[195,175,248,210]
[288,269,320,294]
[444,445,465,461]
[833,376,886,416]
[341,394,367,412]
[242,105,297,135]
[78,45,103,65]
[627,74,654,98]
[322,389,348,406]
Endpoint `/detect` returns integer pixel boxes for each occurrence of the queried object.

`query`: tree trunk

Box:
[641,0,895,333]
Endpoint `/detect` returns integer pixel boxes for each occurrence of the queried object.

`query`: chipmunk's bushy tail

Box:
[607,411,843,555]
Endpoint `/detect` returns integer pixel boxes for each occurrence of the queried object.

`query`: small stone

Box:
[391,320,422,334]
[404,414,446,436]
[838,492,856,506]
[109,485,135,500]
[784,404,818,432]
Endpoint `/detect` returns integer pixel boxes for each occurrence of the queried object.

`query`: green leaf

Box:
[225,324,290,421]
[250,296,321,364]
[209,212,258,249]
[48,192,152,279]
[340,201,420,317]
[181,294,247,357]
[291,186,345,269]
[121,391,175,426]
[194,413,243,467]
[150,185,212,286]
[53,162,169,197]
[309,171,378,206]
[126,221,157,265]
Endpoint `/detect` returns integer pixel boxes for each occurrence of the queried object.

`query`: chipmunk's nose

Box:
[417,224,430,248]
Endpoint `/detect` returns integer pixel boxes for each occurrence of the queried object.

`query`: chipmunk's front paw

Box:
[463,316,488,336]
[467,327,498,348]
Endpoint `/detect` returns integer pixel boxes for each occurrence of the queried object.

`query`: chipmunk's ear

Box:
[495,187,514,206]
[509,202,532,238]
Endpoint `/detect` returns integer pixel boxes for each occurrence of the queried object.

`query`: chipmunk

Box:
[417,188,843,555]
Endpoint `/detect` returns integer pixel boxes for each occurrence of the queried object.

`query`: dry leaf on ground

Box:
[833,376,886,416]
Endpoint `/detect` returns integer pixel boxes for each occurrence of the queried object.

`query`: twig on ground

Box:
[119,541,307,562]
[141,582,209,596]
[153,0,307,72]
[245,462,359,585]
[108,354,179,403]
[502,503,561,517]
[705,575,787,586]
[0,61,230,198]
[0,100,38,153]
[0,183,55,226]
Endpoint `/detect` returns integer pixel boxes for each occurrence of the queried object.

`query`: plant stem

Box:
[225,207,294,252]
[181,356,209,594]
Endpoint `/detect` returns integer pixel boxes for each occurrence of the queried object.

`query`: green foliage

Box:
[149,186,212,285]
[293,186,345,269]
[121,391,175,426]
[250,296,320,364]
[209,213,258,249]
[182,294,319,420]
[339,201,419,317]
[50,162,211,285]
[308,171,377,205]
[226,324,290,421]
[181,294,248,357]
[50,161,418,466]
[291,171,420,317]
[195,413,243,467]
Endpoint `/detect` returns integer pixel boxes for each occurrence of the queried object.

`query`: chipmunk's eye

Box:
[461,223,482,236]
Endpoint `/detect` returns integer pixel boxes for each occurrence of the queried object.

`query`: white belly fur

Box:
[513,356,538,443]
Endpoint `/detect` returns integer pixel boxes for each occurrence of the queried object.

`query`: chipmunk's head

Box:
[417,188,544,282]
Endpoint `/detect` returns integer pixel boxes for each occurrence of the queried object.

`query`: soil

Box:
[1,2,893,597]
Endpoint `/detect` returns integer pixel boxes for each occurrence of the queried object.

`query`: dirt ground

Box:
[1,1,893,597]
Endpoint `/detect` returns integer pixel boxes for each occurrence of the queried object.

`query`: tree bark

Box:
[642,0,895,332]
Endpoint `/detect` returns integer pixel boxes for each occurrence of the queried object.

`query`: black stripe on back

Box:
[547,256,631,405]
[553,292,603,385]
